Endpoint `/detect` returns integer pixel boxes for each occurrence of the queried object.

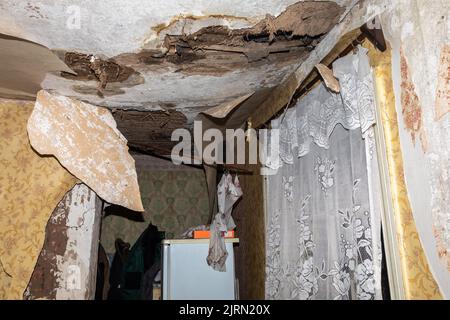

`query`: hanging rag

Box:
[206,173,242,271]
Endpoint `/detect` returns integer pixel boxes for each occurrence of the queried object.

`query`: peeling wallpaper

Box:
[0,99,77,299]
[380,0,450,298]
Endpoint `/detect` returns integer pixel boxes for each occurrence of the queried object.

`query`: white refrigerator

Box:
[161,238,238,300]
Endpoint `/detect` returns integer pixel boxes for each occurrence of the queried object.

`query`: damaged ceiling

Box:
[0,0,350,154]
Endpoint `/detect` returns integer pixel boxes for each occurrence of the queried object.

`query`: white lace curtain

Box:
[265,47,383,300]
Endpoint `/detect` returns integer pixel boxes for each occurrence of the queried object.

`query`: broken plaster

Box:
[27,90,144,212]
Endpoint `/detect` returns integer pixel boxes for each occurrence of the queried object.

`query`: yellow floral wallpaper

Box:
[0,99,77,299]
[365,42,442,299]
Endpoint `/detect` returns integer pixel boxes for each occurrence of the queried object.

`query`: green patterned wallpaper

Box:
[100,169,210,254]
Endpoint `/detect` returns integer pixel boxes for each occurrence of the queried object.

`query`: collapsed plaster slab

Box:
[27,90,144,212]
[380,0,450,298]
[0,1,350,125]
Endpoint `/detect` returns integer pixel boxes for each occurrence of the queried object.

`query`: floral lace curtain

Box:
[265,47,383,300]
